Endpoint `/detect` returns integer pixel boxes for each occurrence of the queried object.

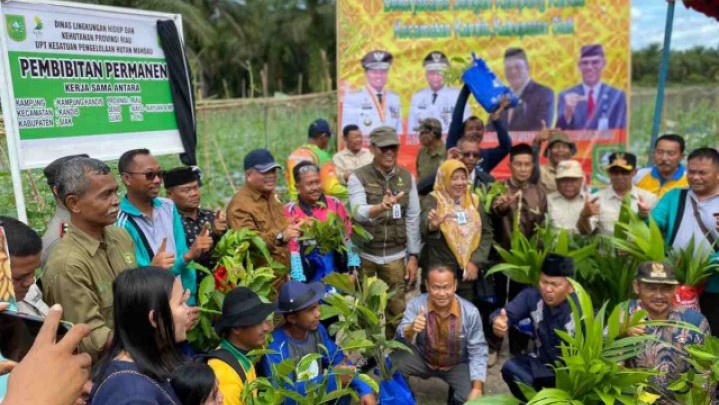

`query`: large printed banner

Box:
[337,0,630,183]
[0,0,184,168]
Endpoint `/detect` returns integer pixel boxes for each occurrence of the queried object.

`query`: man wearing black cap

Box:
[341,49,402,135]
[488,47,554,132]
[556,43,627,130]
[578,152,656,235]
[261,281,376,405]
[41,154,89,265]
[227,149,300,270]
[490,253,578,401]
[209,286,275,405]
[408,51,469,135]
[164,166,227,269]
[622,261,710,402]
[286,118,347,201]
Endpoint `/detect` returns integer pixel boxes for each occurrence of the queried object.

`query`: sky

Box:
[632,0,719,50]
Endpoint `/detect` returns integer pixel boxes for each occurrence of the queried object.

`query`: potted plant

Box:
[322,272,415,405]
[667,237,719,311]
[188,228,287,352]
[667,336,719,405]
[241,347,378,405]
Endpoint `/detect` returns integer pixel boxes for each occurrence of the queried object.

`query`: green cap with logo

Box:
[636,261,678,285]
[370,126,400,147]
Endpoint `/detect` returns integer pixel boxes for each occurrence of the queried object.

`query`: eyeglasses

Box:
[125,170,164,180]
[462,152,481,158]
[297,165,319,175]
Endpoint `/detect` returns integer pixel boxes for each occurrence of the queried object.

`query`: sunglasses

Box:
[297,165,319,175]
[125,170,164,181]
[462,152,481,158]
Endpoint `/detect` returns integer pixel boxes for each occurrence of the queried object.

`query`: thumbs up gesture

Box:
[412,306,427,333]
[637,195,651,218]
[492,309,509,338]
[150,237,176,269]
[213,209,228,235]
[187,226,213,261]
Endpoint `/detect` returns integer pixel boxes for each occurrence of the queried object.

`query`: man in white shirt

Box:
[407,51,470,135]
[341,50,402,135]
[1,216,49,317]
[547,160,594,233]
[333,124,374,185]
[578,152,657,235]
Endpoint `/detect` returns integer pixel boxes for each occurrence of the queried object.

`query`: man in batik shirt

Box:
[623,261,710,403]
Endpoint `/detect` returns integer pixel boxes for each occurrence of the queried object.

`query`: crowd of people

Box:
[0,94,717,405]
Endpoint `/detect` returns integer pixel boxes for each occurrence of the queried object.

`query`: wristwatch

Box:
[276,232,285,245]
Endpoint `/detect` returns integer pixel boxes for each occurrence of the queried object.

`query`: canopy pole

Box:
[649,0,676,155]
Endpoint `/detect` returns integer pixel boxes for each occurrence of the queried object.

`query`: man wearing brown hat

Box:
[41,154,89,265]
[547,160,594,233]
[164,166,227,270]
[209,286,276,405]
[408,50,469,135]
[577,152,656,235]
[623,261,710,403]
[341,49,402,135]
[348,126,421,338]
[534,131,577,193]
[490,47,554,131]
[556,43,627,130]
[416,118,446,179]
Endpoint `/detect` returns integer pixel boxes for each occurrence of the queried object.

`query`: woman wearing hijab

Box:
[420,159,494,302]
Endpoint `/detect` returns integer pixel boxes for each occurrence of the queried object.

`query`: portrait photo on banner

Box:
[337,0,630,183]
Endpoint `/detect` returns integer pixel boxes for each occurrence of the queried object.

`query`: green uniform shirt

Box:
[42,223,137,362]
[416,144,446,180]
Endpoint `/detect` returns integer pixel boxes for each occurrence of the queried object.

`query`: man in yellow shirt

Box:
[634,134,688,198]
[208,287,275,405]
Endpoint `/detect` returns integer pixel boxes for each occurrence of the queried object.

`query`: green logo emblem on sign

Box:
[6,14,26,42]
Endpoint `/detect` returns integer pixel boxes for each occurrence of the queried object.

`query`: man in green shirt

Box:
[43,157,138,362]
[416,118,446,179]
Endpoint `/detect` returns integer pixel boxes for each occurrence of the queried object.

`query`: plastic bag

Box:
[675,284,704,311]
[461,53,520,113]
[379,372,415,405]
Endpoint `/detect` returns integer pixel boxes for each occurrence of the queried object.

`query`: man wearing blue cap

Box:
[490,253,579,401]
[261,281,377,405]
[227,149,301,270]
[286,119,348,201]
[341,50,402,135]
[556,44,627,130]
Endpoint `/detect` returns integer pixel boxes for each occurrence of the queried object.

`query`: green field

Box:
[1,87,717,233]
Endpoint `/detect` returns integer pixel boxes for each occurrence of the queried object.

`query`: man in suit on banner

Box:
[342,50,403,135]
[407,51,470,135]
[489,48,554,132]
[556,44,627,131]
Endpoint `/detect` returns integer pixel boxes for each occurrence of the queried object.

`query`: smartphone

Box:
[0,310,72,362]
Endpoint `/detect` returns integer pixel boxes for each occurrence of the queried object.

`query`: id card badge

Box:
[456,210,468,225]
[392,203,402,219]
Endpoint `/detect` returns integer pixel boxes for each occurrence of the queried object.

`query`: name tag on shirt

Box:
[392,203,402,219]
[456,210,467,225]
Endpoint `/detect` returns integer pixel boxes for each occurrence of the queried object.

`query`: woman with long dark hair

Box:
[170,362,224,405]
[89,267,190,405]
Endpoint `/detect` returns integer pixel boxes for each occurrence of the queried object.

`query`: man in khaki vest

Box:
[347,126,421,337]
